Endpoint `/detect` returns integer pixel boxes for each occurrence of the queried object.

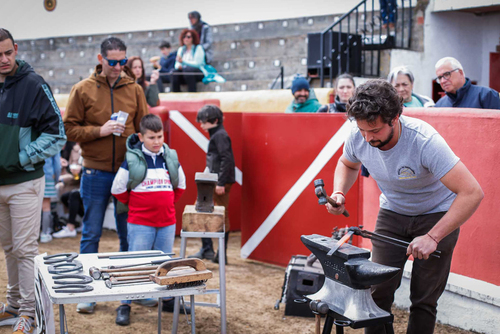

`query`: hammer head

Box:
[313,179,328,205]
[89,266,102,280]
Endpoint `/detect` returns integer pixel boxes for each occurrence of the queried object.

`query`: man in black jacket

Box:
[0,28,66,333]
[190,105,235,264]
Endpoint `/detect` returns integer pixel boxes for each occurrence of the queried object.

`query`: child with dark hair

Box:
[111,114,188,325]
[190,105,235,264]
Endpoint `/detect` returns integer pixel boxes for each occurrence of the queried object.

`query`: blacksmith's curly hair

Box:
[347,79,403,125]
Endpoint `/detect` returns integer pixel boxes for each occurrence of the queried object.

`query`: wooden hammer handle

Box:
[326,196,350,217]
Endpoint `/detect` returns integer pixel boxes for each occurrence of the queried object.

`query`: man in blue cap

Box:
[285,76,326,113]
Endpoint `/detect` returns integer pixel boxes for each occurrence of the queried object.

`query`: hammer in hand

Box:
[314,179,349,217]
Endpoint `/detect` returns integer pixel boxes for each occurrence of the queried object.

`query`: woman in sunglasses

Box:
[127,56,160,107]
[172,29,205,92]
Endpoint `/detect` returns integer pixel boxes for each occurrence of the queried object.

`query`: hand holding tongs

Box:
[327,226,441,259]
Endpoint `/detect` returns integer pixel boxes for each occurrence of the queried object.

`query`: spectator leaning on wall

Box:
[0,27,66,334]
[434,57,500,109]
[285,76,327,113]
[387,66,434,108]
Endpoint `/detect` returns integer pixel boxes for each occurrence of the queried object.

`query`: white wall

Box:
[390,3,500,97]
[434,0,500,12]
[3,0,370,40]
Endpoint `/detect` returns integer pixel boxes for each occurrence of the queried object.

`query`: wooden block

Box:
[182,205,225,232]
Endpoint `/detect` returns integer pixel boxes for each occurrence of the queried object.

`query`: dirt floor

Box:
[0,230,475,334]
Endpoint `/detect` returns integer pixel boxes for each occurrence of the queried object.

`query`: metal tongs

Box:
[327,226,441,259]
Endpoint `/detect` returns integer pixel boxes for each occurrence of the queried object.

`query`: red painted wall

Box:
[240,114,359,266]
[361,108,500,285]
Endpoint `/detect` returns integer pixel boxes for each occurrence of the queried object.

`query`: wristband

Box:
[427,233,439,245]
[332,191,345,197]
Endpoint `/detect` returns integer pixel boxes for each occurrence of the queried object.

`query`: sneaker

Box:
[115,305,130,326]
[39,233,52,243]
[0,302,19,326]
[76,302,95,314]
[52,227,77,239]
[132,298,158,307]
[162,298,191,314]
[12,316,34,334]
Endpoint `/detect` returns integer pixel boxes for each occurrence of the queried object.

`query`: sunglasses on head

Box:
[103,56,128,67]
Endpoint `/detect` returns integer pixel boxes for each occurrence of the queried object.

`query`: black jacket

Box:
[0,60,66,185]
[435,78,500,109]
[207,124,235,186]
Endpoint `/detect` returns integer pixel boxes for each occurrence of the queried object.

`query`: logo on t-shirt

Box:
[398,166,416,179]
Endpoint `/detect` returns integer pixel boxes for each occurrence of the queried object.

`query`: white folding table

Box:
[34,252,207,334]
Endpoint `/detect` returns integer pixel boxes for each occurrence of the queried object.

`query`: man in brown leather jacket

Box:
[63,37,148,314]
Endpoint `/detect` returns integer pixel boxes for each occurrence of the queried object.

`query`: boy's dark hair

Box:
[159,41,171,49]
[100,37,127,57]
[140,114,163,134]
[0,28,15,45]
[196,105,223,124]
[347,79,403,125]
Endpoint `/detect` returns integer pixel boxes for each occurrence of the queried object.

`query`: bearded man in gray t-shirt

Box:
[326,79,483,334]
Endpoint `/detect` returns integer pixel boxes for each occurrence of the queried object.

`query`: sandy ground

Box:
[0,230,475,334]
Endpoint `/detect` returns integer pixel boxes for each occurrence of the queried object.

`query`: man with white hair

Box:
[388,66,434,107]
[434,57,500,109]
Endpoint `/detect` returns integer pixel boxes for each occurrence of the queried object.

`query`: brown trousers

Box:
[366,208,459,334]
[214,184,232,231]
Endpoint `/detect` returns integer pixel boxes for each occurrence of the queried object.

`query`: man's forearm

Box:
[428,188,483,242]
[333,158,361,195]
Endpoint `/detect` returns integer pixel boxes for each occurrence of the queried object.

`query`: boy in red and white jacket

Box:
[111,114,188,325]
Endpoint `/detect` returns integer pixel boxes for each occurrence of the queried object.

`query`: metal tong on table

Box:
[347,226,441,259]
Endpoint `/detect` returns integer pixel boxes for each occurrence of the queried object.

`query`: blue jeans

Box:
[80,168,128,253]
[122,223,175,304]
[380,0,397,24]
[127,223,175,254]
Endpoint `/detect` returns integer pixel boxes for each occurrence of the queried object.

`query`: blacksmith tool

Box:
[348,226,441,259]
[100,270,156,280]
[89,264,161,280]
[105,278,152,289]
[313,179,350,217]
[52,285,94,293]
[43,252,78,265]
[108,252,175,260]
[48,260,83,274]
[52,274,93,285]
[194,168,218,212]
[326,230,355,256]
[105,256,182,269]
[97,250,163,259]
[102,274,150,281]
[150,258,212,289]
[301,234,400,333]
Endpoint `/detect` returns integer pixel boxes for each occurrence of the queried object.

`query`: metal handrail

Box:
[270,66,284,90]
[319,0,413,87]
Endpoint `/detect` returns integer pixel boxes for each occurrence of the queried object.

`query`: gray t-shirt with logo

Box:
[343,115,459,216]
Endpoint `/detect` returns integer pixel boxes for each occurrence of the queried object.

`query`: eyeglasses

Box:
[435,68,459,84]
[184,35,193,39]
[103,56,128,67]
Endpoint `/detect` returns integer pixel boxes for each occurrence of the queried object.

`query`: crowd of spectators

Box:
[1,8,500,334]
